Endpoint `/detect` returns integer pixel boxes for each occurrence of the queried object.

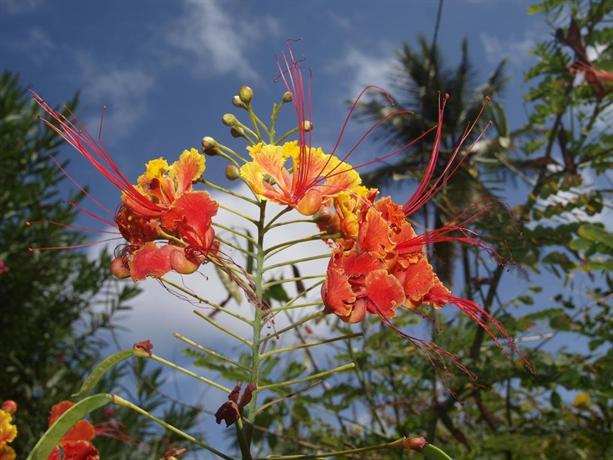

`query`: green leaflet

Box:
[577,224,613,249]
[72,349,135,398]
[26,394,113,460]
[423,444,454,460]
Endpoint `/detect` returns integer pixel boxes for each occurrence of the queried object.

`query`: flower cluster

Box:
[32,94,219,282]
[0,401,17,460]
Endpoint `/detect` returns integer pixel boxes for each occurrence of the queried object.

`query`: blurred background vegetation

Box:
[1,0,611,458]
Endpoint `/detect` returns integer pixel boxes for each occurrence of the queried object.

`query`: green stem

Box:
[174,332,251,371]
[217,142,247,163]
[263,254,331,272]
[261,311,325,345]
[264,206,293,231]
[258,363,355,392]
[274,126,299,145]
[213,222,257,244]
[254,437,406,459]
[193,309,252,347]
[160,277,252,324]
[216,235,258,259]
[202,179,258,205]
[260,333,363,360]
[219,203,258,225]
[262,274,325,289]
[236,417,253,460]
[264,233,328,258]
[266,218,317,229]
[112,395,233,460]
[148,354,232,393]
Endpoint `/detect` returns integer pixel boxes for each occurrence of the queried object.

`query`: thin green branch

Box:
[266,218,318,229]
[160,277,252,324]
[174,332,251,371]
[264,233,328,259]
[254,381,322,415]
[219,203,258,225]
[262,275,325,289]
[254,436,406,459]
[202,179,258,205]
[213,222,257,244]
[147,354,232,393]
[260,332,363,360]
[260,311,325,345]
[258,363,355,392]
[112,395,233,460]
[216,235,257,260]
[271,301,322,314]
[274,126,300,145]
[193,309,252,347]
[264,206,293,231]
[263,254,331,272]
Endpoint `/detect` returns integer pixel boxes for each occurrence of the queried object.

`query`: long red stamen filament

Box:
[372,303,477,381]
[67,200,118,228]
[32,92,162,215]
[47,155,115,216]
[26,219,120,235]
[28,237,122,252]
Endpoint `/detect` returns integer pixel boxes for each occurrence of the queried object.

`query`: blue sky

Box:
[4,0,588,457]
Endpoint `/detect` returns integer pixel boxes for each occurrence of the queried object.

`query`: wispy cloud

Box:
[166,0,281,80]
[75,53,155,140]
[0,0,44,14]
[7,27,55,65]
[480,31,537,67]
[330,46,396,98]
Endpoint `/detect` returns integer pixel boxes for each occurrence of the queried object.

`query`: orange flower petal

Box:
[128,243,175,281]
[161,191,218,250]
[400,258,436,303]
[49,440,99,460]
[358,208,394,256]
[170,148,205,194]
[364,269,405,318]
[322,266,356,320]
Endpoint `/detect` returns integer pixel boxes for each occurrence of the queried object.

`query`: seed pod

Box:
[239,86,253,104]
[225,164,240,180]
[282,91,293,103]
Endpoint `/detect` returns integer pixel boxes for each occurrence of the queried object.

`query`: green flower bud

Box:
[201,136,219,155]
[230,126,244,138]
[222,113,238,127]
[239,85,253,104]
[225,164,240,180]
[232,95,246,109]
[282,91,293,103]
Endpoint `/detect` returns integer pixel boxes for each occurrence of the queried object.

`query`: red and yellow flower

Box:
[32,94,219,282]
[47,401,99,460]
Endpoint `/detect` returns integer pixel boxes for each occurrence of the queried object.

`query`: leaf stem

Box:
[193,309,252,347]
[148,353,232,393]
[258,363,355,392]
[260,333,363,360]
[174,332,251,371]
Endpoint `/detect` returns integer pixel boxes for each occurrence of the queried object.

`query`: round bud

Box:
[201,136,219,156]
[302,120,313,132]
[296,190,322,216]
[1,400,17,414]
[403,437,428,451]
[170,250,199,275]
[232,95,246,109]
[225,164,240,181]
[282,91,293,103]
[111,257,130,279]
[230,127,244,138]
[222,113,238,127]
[239,86,253,104]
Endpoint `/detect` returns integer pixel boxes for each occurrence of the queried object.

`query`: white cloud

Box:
[480,31,537,67]
[330,46,396,98]
[75,53,155,140]
[0,0,44,13]
[166,0,281,80]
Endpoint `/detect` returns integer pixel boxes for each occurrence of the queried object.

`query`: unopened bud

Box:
[232,95,246,109]
[282,91,293,103]
[225,165,240,181]
[302,120,313,132]
[230,126,244,138]
[222,113,238,127]
[201,136,219,156]
[239,86,253,104]
[1,400,17,414]
[170,250,200,274]
[133,339,154,358]
[403,437,428,451]
[111,257,130,279]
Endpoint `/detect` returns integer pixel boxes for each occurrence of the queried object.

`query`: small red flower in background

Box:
[47,401,99,460]
[32,93,219,281]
